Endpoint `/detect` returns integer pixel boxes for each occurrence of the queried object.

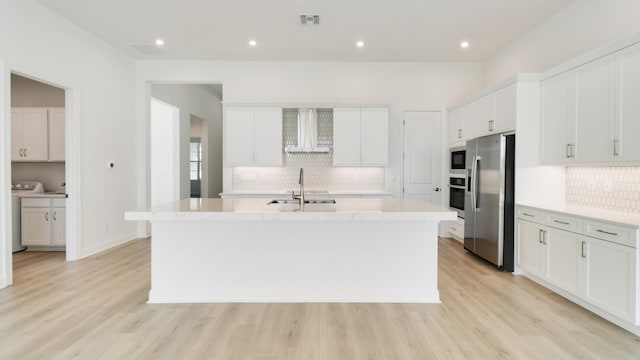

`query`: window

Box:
[190,137,202,180]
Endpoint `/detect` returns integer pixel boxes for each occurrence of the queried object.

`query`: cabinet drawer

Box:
[546,213,583,233]
[52,198,66,207]
[584,220,638,248]
[21,198,50,207]
[448,218,464,239]
[517,207,545,223]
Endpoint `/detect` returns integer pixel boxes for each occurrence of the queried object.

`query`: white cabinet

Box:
[541,39,640,164]
[447,217,464,240]
[541,71,576,164]
[48,108,65,161]
[615,42,640,161]
[574,55,616,162]
[517,219,546,278]
[475,84,516,137]
[517,205,639,328]
[21,198,66,247]
[11,107,65,162]
[333,107,388,166]
[11,108,48,161]
[224,107,283,166]
[448,103,475,144]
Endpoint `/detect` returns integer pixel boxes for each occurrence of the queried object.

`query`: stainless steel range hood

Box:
[285,108,330,153]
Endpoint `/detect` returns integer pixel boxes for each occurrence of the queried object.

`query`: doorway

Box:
[403,111,442,205]
[2,71,78,287]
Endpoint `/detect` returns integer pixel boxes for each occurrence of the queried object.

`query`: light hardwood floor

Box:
[1,237,639,359]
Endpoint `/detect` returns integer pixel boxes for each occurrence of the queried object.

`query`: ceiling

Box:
[37,0,574,62]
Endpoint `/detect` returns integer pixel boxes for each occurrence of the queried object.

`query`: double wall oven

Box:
[449,147,466,218]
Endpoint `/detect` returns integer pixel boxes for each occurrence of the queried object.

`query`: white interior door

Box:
[403,111,442,205]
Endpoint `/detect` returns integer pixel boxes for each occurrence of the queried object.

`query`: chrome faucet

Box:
[293,167,305,206]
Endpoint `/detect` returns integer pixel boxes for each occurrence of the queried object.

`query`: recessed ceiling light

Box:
[155,39,164,46]
[249,40,257,47]
[356,41,364,48]
[460,41,470,49]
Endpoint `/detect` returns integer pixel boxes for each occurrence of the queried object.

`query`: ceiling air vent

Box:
[300,15,320,25]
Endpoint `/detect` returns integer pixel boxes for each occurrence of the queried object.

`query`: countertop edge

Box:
[517,203,640,229]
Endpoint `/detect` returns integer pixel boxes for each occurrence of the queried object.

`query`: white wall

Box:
[137,61,484,203]
[150,99,180,205]
[150,84,223,199]
[11,74,65,107]
[484,0,640,85]
[0,0,138,287]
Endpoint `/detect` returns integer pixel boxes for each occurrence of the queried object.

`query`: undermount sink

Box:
[267,199,336,205]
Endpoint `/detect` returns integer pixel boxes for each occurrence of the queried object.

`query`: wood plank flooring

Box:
[1,237,639,359]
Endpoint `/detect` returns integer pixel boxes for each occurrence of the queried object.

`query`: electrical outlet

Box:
[604,179,613,192]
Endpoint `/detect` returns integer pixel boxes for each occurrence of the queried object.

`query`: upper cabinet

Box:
[224,106,283,166]
[11,107,64,162]
[333,107,389,166]
[475,84,516,137]
[541,40,640,165]
[448,102,475,144]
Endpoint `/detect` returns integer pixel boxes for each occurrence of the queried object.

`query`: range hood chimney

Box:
[285,108,330,153]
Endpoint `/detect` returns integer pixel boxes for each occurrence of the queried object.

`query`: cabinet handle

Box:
[53,212,57,221]
[542,230,547,245]
[20,148,25,157]
[451,227,457,231]
[538,229,544,244]
[458,129,462,139]
[24,148,27,157]
[488,120,494,131]
[596,229,618,236]
[614,139,620,156]
[581,241,587,258]
[521,212,535,217]
[45,212,49,221]
[566,144,571,158]
[553,220,570,225]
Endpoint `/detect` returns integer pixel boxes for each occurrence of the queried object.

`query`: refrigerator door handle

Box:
[472,155,481,210]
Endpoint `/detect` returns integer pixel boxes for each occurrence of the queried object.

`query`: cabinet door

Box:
[51,207,66,246]
[460,103,476,141]
[21,207,51,246]
[333,108,361,166]
[545,227,581,296]
[616,42,640,161]
[11,109,24,161]
[448,107,463,143]
[224,107,255,165]
[253,107,283,166]
[22,108,49,161]
[493,84,516,133]
[583,237,637,324]
[541,72,576,164]
[475,94,494,137]
[360,108,388,165]
[48,108,65,161]
[517,220,545,277]
[575,55,616,162]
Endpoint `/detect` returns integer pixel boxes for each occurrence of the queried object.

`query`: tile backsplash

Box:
[566,166,640,213]
[232,108,385,193]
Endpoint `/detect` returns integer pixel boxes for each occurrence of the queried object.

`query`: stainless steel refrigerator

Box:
[464,133,515,271]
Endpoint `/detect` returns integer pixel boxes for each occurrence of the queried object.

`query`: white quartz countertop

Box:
[219,191,392,197]
[12,191,67,198]
[126,198,457,222]
[518,203,640,228]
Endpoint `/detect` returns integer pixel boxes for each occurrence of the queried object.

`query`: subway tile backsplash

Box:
[232,108,385,193]
[566,166,640,213]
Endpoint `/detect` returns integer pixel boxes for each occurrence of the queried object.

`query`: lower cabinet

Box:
[583,236,637,322]
[21,198,66,247]
[517,206,639,328]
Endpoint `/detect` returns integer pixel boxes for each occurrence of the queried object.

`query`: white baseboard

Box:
[80,231,138,259]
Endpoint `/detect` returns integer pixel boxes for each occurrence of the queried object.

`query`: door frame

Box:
[401,108,448,235]
[0,61,81,288]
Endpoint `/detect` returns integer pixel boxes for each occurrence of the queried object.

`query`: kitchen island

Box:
[125,198,456,303]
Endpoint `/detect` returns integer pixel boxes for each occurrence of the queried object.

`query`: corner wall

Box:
[0,0,138,278]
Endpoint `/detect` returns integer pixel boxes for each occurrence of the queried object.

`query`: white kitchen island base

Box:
[127,198,456,304]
